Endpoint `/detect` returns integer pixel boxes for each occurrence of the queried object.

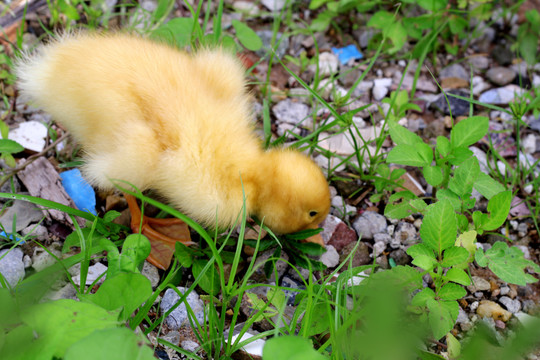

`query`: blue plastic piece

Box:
[60,169,97,215]
[0,231,23,243]
[332,45,363,65]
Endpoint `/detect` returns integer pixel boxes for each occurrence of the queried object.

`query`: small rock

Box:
[499,296,521,313]
[477,300,512,322]
[252,249,289,282]
[142,261,160,288]
[491,44,513,66]
[372,85,388,101]
[21,224,48,241]
[352,211,387,240]
[161,287,206,330]
[340,241,371,268]
[233,1,259,15]
[320,214,343,243]
[373,241,386,257]
[320,245,339,268]
[46,282,77,301]
[522,134,536,154]
[467,276,492,292]
[328,223,357,253]
[478,85,525,104]
[432,89,470,116]
[500,286,510,296]
[260,0,286,12]
[393,222,418,247]
[486,67,516,86]
[72,262,108,286]
[457,307,473,331]
[0,248,25,287]
[357,28,375,48]
[8,121,48,152]
[472,76,491,96]
[439,63,469,81]
[230,332,265,358]
[389,249,411,266]
[0,199,44,233]
[373,78,392,88]
[23,255,32,268]
[181,340,199,353]
[311,52,339,77]
[281,276,302,305]
[373,232,392,244]
[272,99,310,126]
[32,242,62,272]
[467,55,489,70]
[255,31,289,58]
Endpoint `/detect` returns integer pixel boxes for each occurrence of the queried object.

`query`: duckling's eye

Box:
[309,211,318,217]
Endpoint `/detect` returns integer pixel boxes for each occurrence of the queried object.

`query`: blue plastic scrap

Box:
[332,45,363,65]
[60,169,97,215]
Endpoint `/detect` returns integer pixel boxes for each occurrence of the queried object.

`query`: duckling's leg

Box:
[125,194,194,270]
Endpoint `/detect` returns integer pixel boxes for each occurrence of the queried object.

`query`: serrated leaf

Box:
[475,242,540,286]
[473,173,506,200]
[387,143,433,167]
[440,246,469,267]
[384,191,417,219]
[439,283,466,300]
[450,116,489,148]
[448,156,480,197]
[232,20,263,51]
[412,254,437,271]
[417,0,447,11]
[367,10,394,29]
[423,165,443,187]
[436,189,461,211]
[420,200,457,255]
[448,147,474,165]
[407,243,435,259]
[412,287,436,307]
[388,121,423,145]
[427,298,457,340]
[445,268,471,286]
[410,199,428,212]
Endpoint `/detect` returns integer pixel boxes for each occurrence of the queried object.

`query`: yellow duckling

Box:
[15,33,330,268]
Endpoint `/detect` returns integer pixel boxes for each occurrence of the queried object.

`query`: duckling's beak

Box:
[303,224,325,247]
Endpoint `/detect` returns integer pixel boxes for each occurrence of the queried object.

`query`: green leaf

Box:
[103,210,121,223]
[367,10,394,29]
[407,243,435,259]
[420,200,457,255]
[0,139,24,154]
[293,241,327,256]
[446,333,461,359]
[64,328,154,360]
[232,20,263,51]
[474,242,540,286]
[263,335,327,360]
[520,32,538,65]
[438,283,466,300]
[427,298,458,340]
[454,230,477,269]
[448,156,480,197]
[473,173,506,200]
[119,234,151,273]
[482,190,512,231]
[417,0,447,11]
[151,17,194,48]
[412,254,437,271]
[410,199,428,212]
[450,116,489,148]
[387,21,407,53]
[387,143,433,167]
[175,242,194,268]
[412,287,435,307]
[21,299,119,358]
[436,189,461,211]
[193,259,220,295]
[445,268,471,286]
[440,246,469,267]
[78,272,152,322]
[436,136,451,158]
[448,147,474,165]
[423,166,443,187]
[449,15,468,35]
[309,0,331,10]
[384,191,418,219]
[388,121,423,145]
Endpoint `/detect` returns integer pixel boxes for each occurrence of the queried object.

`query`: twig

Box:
[0,131,70,188]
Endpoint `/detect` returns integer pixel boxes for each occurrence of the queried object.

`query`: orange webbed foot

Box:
[125,194,195,270]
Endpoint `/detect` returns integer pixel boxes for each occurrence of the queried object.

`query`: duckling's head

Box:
[253,149,330,234]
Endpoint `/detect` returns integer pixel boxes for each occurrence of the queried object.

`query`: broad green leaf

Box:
[448,147,474,165]
[388,121,423,145]
[445,268,471,286]
[423,165,443,187]
[175,242,194,268]
[78,272,152,322]
[473,172,506,200]
[21,299,119,358]
[448,156,480,197]
[387,21,407,53]
[446,333,461,359]
[387,143,433,167]
[450,116,489,148]
[263,335,327,360]
[64,328,154,360]
[384,191,418,219]
[411,287,435,307]
[436,189,461,211]
[407,243,435,259]
[417,0,447,11]
[293,241,327,256]
[410,199,428,212]
[440,246,469,267]
[309,10,334,32]
[300,301,332,337]
[412,254,437,271]
[520,32,538,65]
[232,20,263,51]
[309,0,331,10]
[0,139,24,154]
[449,15,467,34]
[482,190,512,231]
[367,10,394,29]
[193,259,220,295]
[119,234,151,273]
[427,298,457,340]
[474,242,540,286]
[151,17,194,48]
[420,200,457,255]
[454,230,477,268]
[438,283,466,300]
[390,167,406,180]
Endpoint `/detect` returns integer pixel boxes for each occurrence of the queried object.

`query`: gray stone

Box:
[467,55,489,70]
[320,245,339,268]
[72,262,107,286]
[358,28,375,48]
[32,242,62,272]
[8,121,48,152]
[255,30,289,58]
[373,241,386,257]
[0,200,44,233]
[181,340,199,353]
[373,232,392,244]
[439,63,469,80]
[467,276,491,292]
[272,99,310,126]
[478,85,525,104]
[372,85,388,101]
[352,211,387,240]
[499,296,521,313]
[320,215,342,244]
[46,282,77,301]
[393,222,418,246]
[522,134,536,154]
[142,261,160,288]
[261,0,286,12]
[472,76,491,96]
[21,224,48,241]
[432,89,470,116]
[0,248,25,287]
[161,287,206,330]
[389,249,411,266]
[311,52,339,77]
[486,67,516,86]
